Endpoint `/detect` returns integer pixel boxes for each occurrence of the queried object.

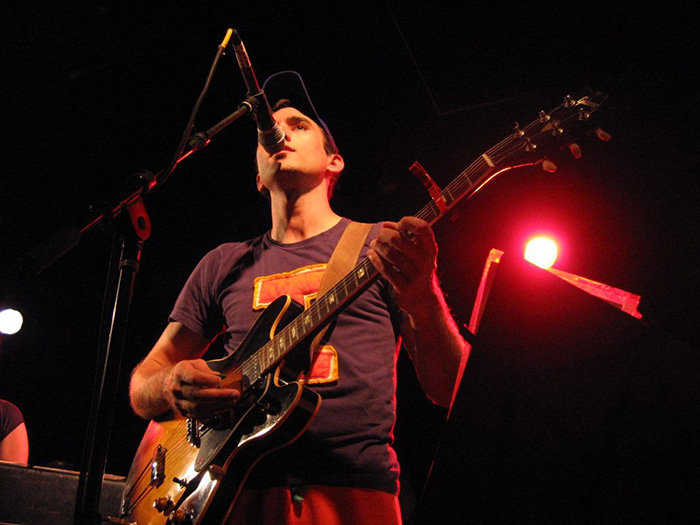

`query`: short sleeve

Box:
[0,400,25,441]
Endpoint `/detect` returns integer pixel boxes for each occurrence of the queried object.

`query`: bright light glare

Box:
[524,237,558,269]
[0,308,24,335]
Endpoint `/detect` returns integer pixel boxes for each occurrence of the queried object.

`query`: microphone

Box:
[231,30,285,154]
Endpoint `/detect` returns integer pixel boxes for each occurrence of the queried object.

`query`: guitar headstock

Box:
[507,89,609,171]
[408,89,609,225]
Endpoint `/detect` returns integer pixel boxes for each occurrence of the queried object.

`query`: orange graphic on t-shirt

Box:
[252,264,338,383]
[253,264,327,310]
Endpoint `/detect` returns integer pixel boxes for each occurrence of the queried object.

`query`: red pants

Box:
[226,485,402,524]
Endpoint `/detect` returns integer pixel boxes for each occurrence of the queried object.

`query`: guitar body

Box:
[120,296,322,524]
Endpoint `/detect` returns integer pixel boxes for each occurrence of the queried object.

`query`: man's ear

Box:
[256,173,265,193]
[326,153,345,176]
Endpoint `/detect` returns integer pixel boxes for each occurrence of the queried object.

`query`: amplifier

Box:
[0,461,125,525]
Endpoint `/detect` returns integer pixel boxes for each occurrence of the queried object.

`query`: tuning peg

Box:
[551,121,564,136]
[567,143,582,159]
[594,128,611,141]
[541,159,558,173]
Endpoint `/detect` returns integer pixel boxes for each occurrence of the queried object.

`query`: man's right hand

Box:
[165,359,241,419]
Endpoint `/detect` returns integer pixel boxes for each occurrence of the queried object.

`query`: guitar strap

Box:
[309,220,374,355]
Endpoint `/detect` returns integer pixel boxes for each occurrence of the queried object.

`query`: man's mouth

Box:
[273,147,293,159]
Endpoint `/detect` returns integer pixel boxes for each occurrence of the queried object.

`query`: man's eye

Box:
[296,124,307,130]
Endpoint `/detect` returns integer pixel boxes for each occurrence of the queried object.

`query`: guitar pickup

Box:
[150,444,167,488]
[186,416,201,447]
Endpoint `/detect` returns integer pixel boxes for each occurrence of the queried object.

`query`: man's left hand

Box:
[367,216,439,313]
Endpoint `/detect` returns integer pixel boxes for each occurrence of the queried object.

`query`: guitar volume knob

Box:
[168,508,194,524]
[153,496,175,515]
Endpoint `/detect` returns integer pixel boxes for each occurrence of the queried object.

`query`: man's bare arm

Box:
[367,217,468,407]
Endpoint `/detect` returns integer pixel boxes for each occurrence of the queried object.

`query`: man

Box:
[129,71,467,524]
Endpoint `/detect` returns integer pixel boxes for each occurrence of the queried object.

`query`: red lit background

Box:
[1,4,698,521]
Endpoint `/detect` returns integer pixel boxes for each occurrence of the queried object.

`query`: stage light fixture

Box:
[0,308,24,335]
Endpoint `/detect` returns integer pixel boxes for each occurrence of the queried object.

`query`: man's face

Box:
[256,106,339,197]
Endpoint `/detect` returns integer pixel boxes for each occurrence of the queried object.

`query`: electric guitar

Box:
[117,90,607,524]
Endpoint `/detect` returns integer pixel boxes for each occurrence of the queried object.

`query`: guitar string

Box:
[220,102,572,389]
[441,100,571,200]
[213,99,590,393]
[126,484,154,514]
[440,101,592,210]
[124,419,204,515]
[126,419,193,495]
[235,100,591,392]
[217,257,377,388]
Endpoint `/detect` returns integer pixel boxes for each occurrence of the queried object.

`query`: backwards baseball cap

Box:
[262,70,338,155]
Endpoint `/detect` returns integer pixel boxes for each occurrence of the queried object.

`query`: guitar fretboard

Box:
[241,256,378,384]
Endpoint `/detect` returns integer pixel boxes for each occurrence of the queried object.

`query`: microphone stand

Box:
[71,103,257,525]
[28,29,263,525]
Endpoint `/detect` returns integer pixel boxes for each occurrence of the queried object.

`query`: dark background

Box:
[1,3,698,520]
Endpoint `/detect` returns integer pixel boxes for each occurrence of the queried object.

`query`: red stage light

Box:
[524,237,558,269]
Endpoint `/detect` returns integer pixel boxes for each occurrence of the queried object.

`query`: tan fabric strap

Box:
[310,221,374,353]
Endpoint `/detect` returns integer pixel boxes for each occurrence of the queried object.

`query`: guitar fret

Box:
[427,202,440,222]
[335,281,345,303]
[326,290,336,306]
[243,358,259,386]
[441,187,454,207]
[257,350,265,376]
[258,348,267,374]
[266,345,274,370]
[317,299,329,316]
[277,336,285,355]
[342,276,351,298]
